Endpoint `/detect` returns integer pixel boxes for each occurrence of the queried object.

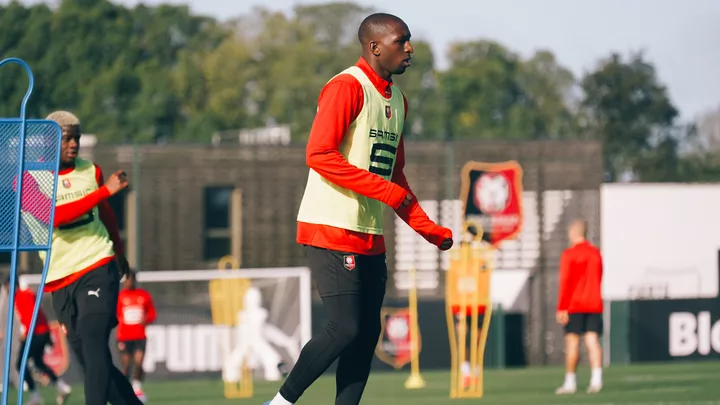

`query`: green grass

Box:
[11,361,720,404]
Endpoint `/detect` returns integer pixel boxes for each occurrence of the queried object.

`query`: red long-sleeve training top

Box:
[557,241,604,313]
[297,57,451,255]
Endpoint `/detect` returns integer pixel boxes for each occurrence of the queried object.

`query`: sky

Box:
[10,0,720,122]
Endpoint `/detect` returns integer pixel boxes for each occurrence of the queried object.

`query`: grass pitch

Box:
[13,361,720,404]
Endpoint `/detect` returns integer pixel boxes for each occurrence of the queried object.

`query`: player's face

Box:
[124,276,136,290]
[60,125,80,166]
[377,21,413,75]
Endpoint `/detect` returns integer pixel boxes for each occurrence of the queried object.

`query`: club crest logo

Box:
[385,105,392,119]
[474,173,510,214]
[62,179,71,188]
[461,161,523,246]
[343,255,356,271]
[375,308,419,369]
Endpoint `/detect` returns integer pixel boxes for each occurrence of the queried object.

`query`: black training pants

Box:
[51,261,142,405]
[279,246,387,405]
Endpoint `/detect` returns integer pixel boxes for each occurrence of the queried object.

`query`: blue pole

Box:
[0,57,34,405]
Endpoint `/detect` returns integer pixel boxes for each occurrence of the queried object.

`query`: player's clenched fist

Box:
[105,170,129,195]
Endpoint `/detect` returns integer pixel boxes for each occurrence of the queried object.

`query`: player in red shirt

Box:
[2,276,72,405]
[555,219,604,395]
[116,271,156,403]
[265,12,452,405]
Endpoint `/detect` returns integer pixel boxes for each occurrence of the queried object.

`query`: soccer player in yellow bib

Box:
[21,111,143,405]
[265,13,453,405]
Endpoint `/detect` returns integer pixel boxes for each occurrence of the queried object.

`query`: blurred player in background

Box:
[20,111,142,405]
[117,271,156,403]
[1,276,72,405]
[555,219,604,394]
[265,12,453,405]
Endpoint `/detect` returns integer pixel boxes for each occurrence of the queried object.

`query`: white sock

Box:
[564,372,576,387]
[270,392,293,405]
[132,379,142,390]
[461,361,471,376]
[591,367,602,385]
[56,378,71,393]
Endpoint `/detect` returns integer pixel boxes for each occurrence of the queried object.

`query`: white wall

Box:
[601,184,720,301]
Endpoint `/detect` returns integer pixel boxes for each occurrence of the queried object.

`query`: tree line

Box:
[0,0,715,182]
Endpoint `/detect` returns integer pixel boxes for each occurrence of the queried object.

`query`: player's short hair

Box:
[357,13,404,45]
[46,111,80,127]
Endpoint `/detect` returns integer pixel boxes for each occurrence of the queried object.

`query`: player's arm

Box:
[305,78,408,210]
[392,95,452,248]
[94,165,125,256]
[392,138,452,247]
[144,292,157,325]
[557,251,576,311]
[14,172,106,227]
[54,178,112,227]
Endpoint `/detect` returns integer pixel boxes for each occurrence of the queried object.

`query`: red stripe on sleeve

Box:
[305,76,408,210]
[94,165,124,256]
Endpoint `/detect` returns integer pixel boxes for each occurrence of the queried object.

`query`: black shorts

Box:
[51,260,120,336]
[564,313,603,336]
[118,339,147,354]
[304,245,387,297]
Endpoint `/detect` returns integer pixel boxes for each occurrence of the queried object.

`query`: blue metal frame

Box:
[0,57,62,405]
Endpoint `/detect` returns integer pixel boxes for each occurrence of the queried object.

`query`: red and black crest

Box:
[385,105,392,119]
[343,255,356,271]
[460,161,524,246]
[374,308,419,370]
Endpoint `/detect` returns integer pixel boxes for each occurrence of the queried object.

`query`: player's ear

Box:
[370,40,380,56]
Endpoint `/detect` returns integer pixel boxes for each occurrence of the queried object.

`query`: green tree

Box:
[440,40,555,140]
[518,50,579,139]
[580,51,679,181]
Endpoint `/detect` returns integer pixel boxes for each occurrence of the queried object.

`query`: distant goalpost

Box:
[11,266,312,384]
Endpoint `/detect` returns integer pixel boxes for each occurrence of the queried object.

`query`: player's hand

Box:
[400,193,413,208]
[556,310,569,325]
[116,254,130,279]
[105,170,129,196]
[439,238,454,251]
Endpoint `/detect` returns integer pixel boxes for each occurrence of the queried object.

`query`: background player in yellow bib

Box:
[20,111,143,405]
[265,13,453,405]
